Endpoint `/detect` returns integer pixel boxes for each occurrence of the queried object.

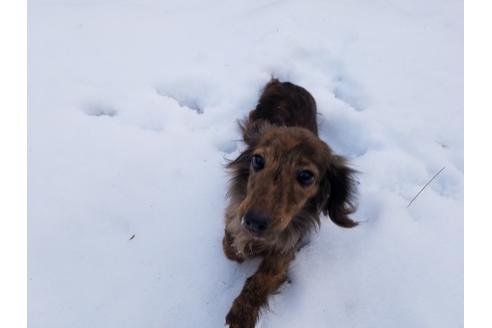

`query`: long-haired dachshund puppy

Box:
[223,79,358,328]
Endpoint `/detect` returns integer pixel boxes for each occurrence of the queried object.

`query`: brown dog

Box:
[223,79,358,328]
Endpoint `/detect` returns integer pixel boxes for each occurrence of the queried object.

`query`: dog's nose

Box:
[243,211,271,233]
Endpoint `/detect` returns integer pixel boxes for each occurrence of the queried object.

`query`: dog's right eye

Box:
[251,154,265,171]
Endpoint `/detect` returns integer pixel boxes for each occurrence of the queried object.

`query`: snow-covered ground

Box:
[28,0,463,327]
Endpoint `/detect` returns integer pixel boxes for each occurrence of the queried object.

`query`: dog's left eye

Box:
[297,170,315,186]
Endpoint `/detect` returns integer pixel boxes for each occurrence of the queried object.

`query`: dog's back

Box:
[248,79,318,135]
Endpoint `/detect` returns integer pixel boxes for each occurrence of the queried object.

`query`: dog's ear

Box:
[225,119,270,185]
[239,119,271,146]
[317,155,358,228]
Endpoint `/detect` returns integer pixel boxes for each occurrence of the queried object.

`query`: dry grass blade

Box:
[407,167,446,208]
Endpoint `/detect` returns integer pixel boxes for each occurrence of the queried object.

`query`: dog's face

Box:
[231,122,357,240]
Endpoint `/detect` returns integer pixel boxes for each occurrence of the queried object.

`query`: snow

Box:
[28,0,463,327]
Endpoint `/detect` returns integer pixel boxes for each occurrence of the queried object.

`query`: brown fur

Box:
[223,79,357,327]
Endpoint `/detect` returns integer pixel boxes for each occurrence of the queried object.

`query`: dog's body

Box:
[223,79,357,328]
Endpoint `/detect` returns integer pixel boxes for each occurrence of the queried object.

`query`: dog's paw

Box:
[222,233,245,263]
[225,303,257,328]
[223,247,245,263]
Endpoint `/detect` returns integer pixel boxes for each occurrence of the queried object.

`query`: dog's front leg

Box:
[225,251,295,328]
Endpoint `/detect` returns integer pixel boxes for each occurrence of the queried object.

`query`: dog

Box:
[223,79,358,328]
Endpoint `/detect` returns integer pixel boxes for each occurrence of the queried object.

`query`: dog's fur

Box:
[223,79,358,328]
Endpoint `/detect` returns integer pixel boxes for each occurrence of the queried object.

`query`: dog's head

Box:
[228,121,357,240]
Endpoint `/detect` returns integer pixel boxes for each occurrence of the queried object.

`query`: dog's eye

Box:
[297,170,315,186]
[251,154,265,171]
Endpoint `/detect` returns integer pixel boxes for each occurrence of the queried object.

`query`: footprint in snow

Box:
[154,86,204,114]
[332,74,368,112]
[215,140,238,154]
[82,103,118,117]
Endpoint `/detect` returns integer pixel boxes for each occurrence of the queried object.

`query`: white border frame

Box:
[0,0,27,327]
[464,0,492,327]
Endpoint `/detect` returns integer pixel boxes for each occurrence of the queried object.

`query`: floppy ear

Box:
[239,119,271,146]
[318,155,358,228]
[225,119,271,196]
